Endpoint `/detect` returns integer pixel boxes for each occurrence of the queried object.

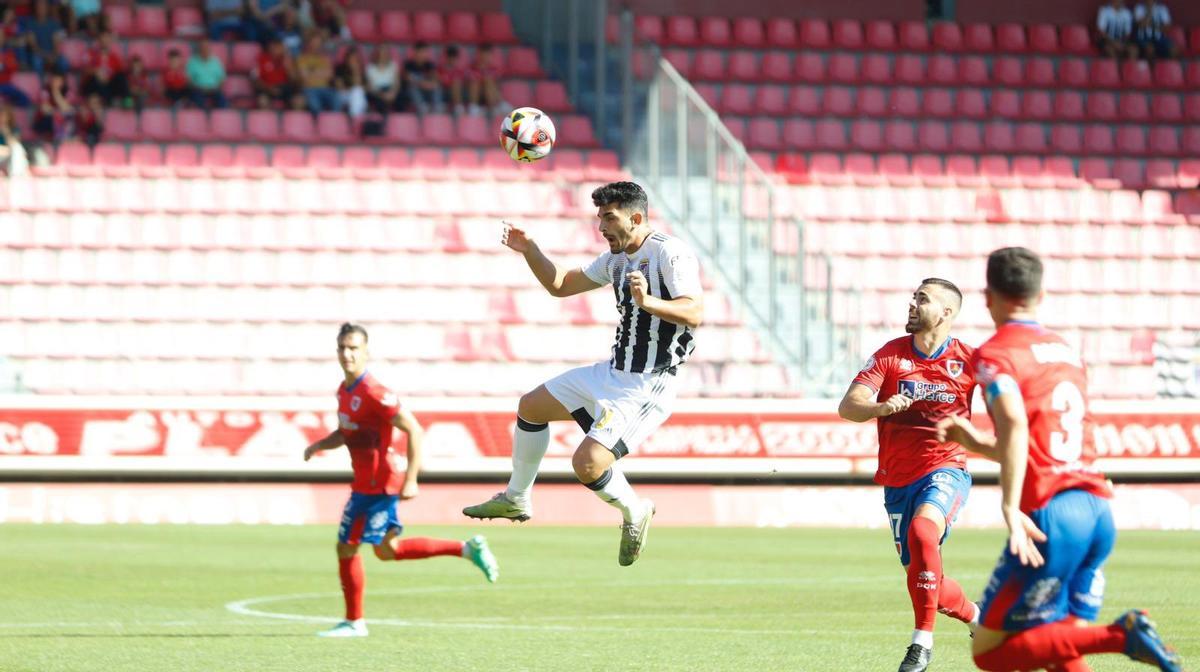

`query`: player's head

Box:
[985,246,1044,326]
[906,277,962,334]
[336,322,370,378]
[592,181,649,253]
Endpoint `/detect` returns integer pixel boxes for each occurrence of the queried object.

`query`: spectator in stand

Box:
[81,29,130,107]
[334,47,366,117]
[277,5,303,54]
[186,39,228,109]
[32,67,72,142]
[307,0,349,40]
[1096,0,1138,59]
[126,53,151,112]
[74,92,103,147]
[296,31,337,113]
[469,43,506,117]
[206,0,256,42]
[439,44,469,117]
[0,32,31,107]
[66,0,103,38]
[403,41,441,115]
[1134,0,1182,59]
[163,47,193,107]
[20,0,65,75]
[252,37,298,109]
[0,104,28,174]
[364,44,398,115]
[247,0,287,40]
[2,7,23,65]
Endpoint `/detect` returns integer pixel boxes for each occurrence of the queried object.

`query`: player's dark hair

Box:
[920,277,963,308]
[337,322,368,343]
[591,181,648,217]
[987,247,1044,300]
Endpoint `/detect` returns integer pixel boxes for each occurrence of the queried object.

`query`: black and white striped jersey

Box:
[582,231,702,373]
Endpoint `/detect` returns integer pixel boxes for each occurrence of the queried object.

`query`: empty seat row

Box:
[615,14,1198,55]
[103,6,518,44]
[663,50,1200,88]
[733,117,1200,157]
[702,85,1200,124]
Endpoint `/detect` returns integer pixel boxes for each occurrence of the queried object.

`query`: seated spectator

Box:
[126,54,151,112]
[2,8,23,65]
[81,30,130,106]
[247,0,287,39]
[163,48,192,107]
[277,5,303,54]
[20,0,65,75]
[206,0,256,42]
[308,0,350,40]
[253,38,298,109]
[32,67,72,142]
[1134,0,1182,59]
[0,104,29,174]
[0,32,30,107]
[403,41,441,115]
[469,43,506,116]
[186,39,228,109]
[334,47,366,117]
[74,92,103,147]
[365,45,399,115]
[1096,0,1138,59]
[66,0,103,38]
[296,32,337,113]
[439,45,470,116]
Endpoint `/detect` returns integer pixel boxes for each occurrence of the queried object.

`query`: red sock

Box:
[973,622,1126,671]
[1046,659,1092,672]
[338,555,364,621]
[906,516,942,632]
[937,576,976,624]
[389,537,465,560]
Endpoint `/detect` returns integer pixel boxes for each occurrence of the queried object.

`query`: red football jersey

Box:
[336,372,404,495]
[853,335,977,487]
[973,321,1111,512]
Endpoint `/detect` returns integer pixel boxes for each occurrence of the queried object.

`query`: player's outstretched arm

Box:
[303,430,345,461]
[503,221,601,298]
[936,415,1000,461]
[392,408,424,500]
[626,271,703,329]
[838,383,912,422]
[989,389,1047,567]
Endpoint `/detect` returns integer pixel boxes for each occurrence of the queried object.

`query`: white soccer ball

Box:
[499,107,556,162]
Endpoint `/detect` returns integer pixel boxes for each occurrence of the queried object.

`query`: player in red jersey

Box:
[937,248,1182,672]
[838,278,980,672]
[302,323,499,638]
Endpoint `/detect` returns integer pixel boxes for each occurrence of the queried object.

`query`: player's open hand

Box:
[877,393,914,416]
[501,221,531,253]
[1005,509,1048,567]
[626,270,648,306]
[936,415,977,447]
[400,481,419,500]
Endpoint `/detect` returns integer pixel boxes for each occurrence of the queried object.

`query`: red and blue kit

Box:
[336,372,404,545]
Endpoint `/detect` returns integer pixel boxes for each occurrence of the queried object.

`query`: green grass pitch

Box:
[1,524,1196,671]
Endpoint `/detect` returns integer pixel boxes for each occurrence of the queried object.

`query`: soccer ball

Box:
[499,107,556,162]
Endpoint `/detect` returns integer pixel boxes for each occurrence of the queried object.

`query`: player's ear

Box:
[629,210,642,227]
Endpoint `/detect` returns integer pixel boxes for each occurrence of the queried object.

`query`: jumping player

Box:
[838,278,980,672]
[462,181,703,566]
[937,247,1182,672]
[303,322,499,638]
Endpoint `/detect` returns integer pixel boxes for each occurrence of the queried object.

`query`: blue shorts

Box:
[337,493,403,545]
[883,468,972,566]
[978,489,1115,632]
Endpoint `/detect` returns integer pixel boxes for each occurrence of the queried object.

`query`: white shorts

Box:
[544,361,679,459]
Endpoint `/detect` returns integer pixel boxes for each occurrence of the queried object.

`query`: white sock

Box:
[585,467,642,522]
[911,629,934,649]
[504,417,549,505]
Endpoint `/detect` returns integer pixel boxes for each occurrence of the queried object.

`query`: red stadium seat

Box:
[93,142,126,167]
[994,57,1023,86]
[1022,91,1053,120]
[210,109,244,141]
[559,115,599,148]
[958,56,988,85]
[827,53,858,84]
[861,54,891,84]
[347,10,377,41]
[927,55,958,84]
[996,23,1027,52]
[850,120,883,152]
[765,18,797,48]
[795,53,825,83]
[823,86,854,116]
[1087,92,1118,121]
[856,87,887,116]
[1011,156,1046,186]
[633,15,663,42]
[951,122,983,152]
[801,19,832,48]
[945,155,980,186]
[317,113,354,142]
[814,120,847,151]
[844,154,880,184]
[699,17,731,46]
[533,81,571,112]
[306,146,341,172]
[247,110,281,142]
[105,5,133,35]
[1186,94,1200,122]
[979,155,1012,185]
[732,18,764,47]
[1025,57,1056,86]
[1154,61,1184,88]
[1079,158,1112,184]
[920,88,954,118]
[1149,127,1178,155]
[1029,24,1059,53]
[693,83,719,109]
[421,113,454,145]
[864,20,896,49]
[932,22,963,51]
[662,49,690,77]
[176,109,208,141]
[230,42,260,73]
[1051,125,1083,153]
[1015,124,1047,153]
[1090,60,1120,87]
[134,6,168,37]
[1083,125,1115,154]
[1059,58,1090,87]
[720,85,753,115]
[665,16,699,46]
[1181,128,1200,155]
[1113,159,1145,188]
[506,47,542,77]
[1119,93,1150,122]
[271,145,306,169]
[379,11,411,40]
[909,154,944,186]
[984,122,1015,152]
[140,109,174,142]
[760,52,791,82]
[104,110,138,142]
[171,7,203,36]
[1059,24,1091,54]
[233,145,268,170]
[894,55,924,84]
[917,121,950,152]
[199,144,235,171]
[782,119,815,150]
[1151,93,1183,122]
[755,86,787,115]
[499,80,531,107]
[898,21,929,50]
[888,87,920,116]
[884,121,916,152]
[1180,160,1200,188]
[726,52,758,81]
[281,111,315,142]
[1044,157,1078,187]
[878,154,913,185]
[1054,91,1085,120]
[991,89,1020,118]
[955,89,987,119]
[126,40,162,69]
[807,153,842,184]
[412,11,445,41]
[446,12,480,43]
[963,23,995,51]
[480,13,517,44]
[222,75,253,103]
[691,50,724,80]
[1122,60,1153,88]
[788,87,820,116]
[747,119,781,151]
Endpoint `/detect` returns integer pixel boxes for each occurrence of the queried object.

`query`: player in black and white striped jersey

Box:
[463,181,704,566]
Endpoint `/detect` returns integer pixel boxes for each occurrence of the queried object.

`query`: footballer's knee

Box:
[336,542,360,559]
[572,441,614,483]
[372,543,395,560]
[913,503,948,538]
[517,386,559,425]
[971,627,1008,657]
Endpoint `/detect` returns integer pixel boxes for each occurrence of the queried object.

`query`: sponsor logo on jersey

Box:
[638,258,650,276]
[350,396,361,412]
[338,412,359,431]
[946,359,964,378]
[917,570,938,590]
[898,380,958,403]
[899,359,914,371]
[861,355,876,372]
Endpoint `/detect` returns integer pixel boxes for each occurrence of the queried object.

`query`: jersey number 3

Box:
[1049,381,1085,463]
